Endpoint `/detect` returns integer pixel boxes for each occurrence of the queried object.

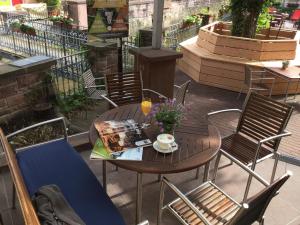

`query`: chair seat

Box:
[250,82,270,91]
[16,139,125,225]
[222,134,273,165]
[89,89,107,99]
[168,182,241,225]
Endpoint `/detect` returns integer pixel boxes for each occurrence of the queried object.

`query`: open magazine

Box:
[94,119,151,155]
[90,138,143,161]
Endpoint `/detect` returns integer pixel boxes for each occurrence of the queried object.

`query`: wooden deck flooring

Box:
[0,68,299,225]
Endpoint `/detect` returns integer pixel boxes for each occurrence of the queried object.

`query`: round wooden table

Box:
[89,104,221,223]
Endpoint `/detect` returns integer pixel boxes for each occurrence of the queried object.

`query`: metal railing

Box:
[51,51,89,97]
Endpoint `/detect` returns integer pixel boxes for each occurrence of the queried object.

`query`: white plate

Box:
[153,141,178,154]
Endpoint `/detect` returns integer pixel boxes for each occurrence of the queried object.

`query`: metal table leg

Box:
[203,162,210,182]
[136,172,143,224]
[102,161,107,193]
[284,79,291,102]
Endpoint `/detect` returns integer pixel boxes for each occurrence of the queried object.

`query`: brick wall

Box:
[0,59,56,123]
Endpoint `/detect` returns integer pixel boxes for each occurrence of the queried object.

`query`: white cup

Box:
[157,134,175,150]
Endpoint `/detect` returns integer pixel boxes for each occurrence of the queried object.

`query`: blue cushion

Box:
[16,139,126,225]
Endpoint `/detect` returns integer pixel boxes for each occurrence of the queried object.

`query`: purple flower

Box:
[160,128,164,133]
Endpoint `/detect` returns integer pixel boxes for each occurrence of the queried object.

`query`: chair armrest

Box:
[161,177,212,225]
[173,84,181,89]
[259,130,291,144]
[137,220,149,225]
[100,95,118,108]
[94,77,105,80]
[207,109,242,117]
[142,89,167,99]
[251,78,275,81]
[84,85,105,89]
[6,117,67,139]
[251,70,266,73]
[221,150,270,187]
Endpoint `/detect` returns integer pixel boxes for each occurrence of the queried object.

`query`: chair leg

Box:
[237,85,245,99]
[259,217,265,225]
[212,152,222,182]
[12,183,16,209]
[157,178,165,225]
[0,212,3,225]
[115,166,119,171]
[157,174,162,182]
[271,153,279,183]
[103,161,107,193]
[203,162,210,182]
[195,167,200,179]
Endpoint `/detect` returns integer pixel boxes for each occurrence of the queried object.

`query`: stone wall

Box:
[0,59,56,123]
[128,0,223,35]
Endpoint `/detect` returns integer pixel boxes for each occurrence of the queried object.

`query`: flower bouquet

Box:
[150,99,185,134]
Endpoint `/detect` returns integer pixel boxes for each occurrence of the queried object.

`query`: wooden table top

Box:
[265,65,300,80]
[89,104,221,174]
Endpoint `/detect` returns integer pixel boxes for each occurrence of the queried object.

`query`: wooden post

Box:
[152,0,164,49]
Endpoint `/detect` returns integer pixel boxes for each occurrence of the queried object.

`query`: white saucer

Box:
[153,141,178,154]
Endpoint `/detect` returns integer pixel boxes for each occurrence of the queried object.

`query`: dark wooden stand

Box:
[130,47,183,99]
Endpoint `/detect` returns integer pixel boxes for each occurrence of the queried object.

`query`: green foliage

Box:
[50,16,74,25]
[56,91,92,117]
[183,15,201,26]
[151,99,185,134]
[231,0,275,38]
[45,0,61,8]
[257,3,273,32]
[20,24,35,33]
[218,0,231,19]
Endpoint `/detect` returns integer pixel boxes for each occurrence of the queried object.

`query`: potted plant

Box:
[282,60,290,70]
[10,19,21,32]
[50,16,74,30]
[150,99,185,134]
[20,24,36,36]
[182,15,201,29]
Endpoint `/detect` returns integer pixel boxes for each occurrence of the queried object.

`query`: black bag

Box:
[32,185,86,225]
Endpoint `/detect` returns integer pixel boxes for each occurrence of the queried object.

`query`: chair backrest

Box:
[105,71,143,106]
[227,172,291,225]
[237,92,293,150]
[82,69,97,97]
[174,80,191,106]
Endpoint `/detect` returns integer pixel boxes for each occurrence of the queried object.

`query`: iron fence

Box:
[51,51,89,97]
[0,28,87,58]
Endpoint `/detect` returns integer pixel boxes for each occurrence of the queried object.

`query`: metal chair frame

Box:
[1,117,149,225]
[209,92,293,200]
[158,163,291,225]
[237,65,275,99]
[174,80,191,106]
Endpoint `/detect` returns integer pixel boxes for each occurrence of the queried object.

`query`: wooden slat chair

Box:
[158,171,291,225]
[82,69,167,109]
[174,80,191,106]
[0,118,149,225]
[209,91,293,200]
[237,65,275,99]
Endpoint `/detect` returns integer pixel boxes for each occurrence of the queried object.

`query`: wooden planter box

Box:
[197,22,297,61]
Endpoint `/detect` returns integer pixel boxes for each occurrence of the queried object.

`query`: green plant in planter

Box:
[20,24,36,36]
[182,15,201,28]
[10,19,21,32]
[150,99,185,134]
[56,91,92,118]
[231,0,275,38]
